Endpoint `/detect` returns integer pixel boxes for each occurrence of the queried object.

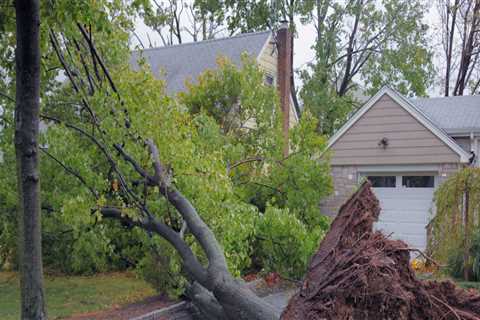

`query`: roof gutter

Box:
[445,129,480,137]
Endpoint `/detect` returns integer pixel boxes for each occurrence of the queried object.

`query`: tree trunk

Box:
[187,276,280,320]
[453,0,480,96]
[338,0,362,97]
[101,138,281,320]
[464,187,470,281]
[15,0,47,319]
[444,0,459,96]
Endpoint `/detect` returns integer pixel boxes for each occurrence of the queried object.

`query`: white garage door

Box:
[365,174,436,251]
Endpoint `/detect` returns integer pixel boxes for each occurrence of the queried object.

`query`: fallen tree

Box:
[282,181,480,320]
[38,24,285,320]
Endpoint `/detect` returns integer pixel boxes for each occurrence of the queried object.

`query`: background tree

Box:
[300,0,434,135]
[136,1,434,137]
[140,0,226,46]
[437,0,480,96]
[14,0,47,318]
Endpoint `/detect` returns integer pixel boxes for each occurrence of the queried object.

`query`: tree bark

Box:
[453,0,480,96]
[464,177,471,281]
[15,0,47,319]
[338,0,362,97]
[444,0,459,96]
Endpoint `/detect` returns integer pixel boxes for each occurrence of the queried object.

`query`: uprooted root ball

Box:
[282,182,480,320]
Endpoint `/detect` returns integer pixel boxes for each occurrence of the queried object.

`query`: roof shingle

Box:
[130,31,271,94]
[410,95,480,134]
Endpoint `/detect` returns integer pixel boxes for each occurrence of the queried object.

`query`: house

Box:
[322,86,480,251]
[130,24,300,155]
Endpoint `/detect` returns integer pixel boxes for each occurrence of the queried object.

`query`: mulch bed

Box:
[282,182,480,320]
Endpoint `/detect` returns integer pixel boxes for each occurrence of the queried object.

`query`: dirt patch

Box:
[282,182,480,320]
[64,294,174,320]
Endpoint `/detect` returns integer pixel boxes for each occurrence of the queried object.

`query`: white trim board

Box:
[327,86,471,163]
[356,164,441,173]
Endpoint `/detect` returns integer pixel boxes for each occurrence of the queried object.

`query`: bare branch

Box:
[40,146,99,199]
[0,91,15,103]
[40,114,143,209]
[132,30,145,49]
[77,23,119,96]
[145,138,168,184]
[113,143,150,180]
[227,157,264,174]
[49,30,98,124]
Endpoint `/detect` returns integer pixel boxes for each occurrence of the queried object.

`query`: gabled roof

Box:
[130,31,272,94]
[410,95,480,135]
[327,86,471,163]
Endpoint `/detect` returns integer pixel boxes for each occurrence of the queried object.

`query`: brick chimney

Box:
[276,21,292,157]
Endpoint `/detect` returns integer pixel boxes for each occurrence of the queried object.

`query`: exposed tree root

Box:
[282,182,480,320]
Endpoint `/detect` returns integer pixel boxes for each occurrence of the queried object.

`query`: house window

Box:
[367,176,396,188]
[402,176,434,188]
[264,74,275,86]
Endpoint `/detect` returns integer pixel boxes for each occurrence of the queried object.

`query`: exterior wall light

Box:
[378,137,389,149]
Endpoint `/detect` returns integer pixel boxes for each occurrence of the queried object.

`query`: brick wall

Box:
[320,165,359,216]
[437,163,463,184]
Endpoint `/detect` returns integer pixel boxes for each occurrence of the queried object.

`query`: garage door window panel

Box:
[402,176,434,188]
[367,176,396,188]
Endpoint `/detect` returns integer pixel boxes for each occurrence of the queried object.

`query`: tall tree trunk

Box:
[464,176,471,281]
[445,0,459,96]
[338,0,362,96]
[454,0,480,96]
[15,0,47,319]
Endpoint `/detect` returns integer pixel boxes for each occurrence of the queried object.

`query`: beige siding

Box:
[257,40,277,77]
[257,39,298,127]
[331,94,461,165]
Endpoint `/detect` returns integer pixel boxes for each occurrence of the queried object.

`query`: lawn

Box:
[456,281,480,291]
[0,271,157,320]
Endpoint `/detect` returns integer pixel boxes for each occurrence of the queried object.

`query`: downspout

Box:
[474,135,479,167]
[469,132,477,167]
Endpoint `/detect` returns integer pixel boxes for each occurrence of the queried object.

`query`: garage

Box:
[363,174,437,251]
[321,87,471,253]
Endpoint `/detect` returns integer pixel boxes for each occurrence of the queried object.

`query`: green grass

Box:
[454,280,480,291]
[416,272,480,292]
[0,272,157,320]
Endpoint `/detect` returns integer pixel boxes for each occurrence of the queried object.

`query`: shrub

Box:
[445,229,480,281]
[432,168,480,280]
[254,206,326,279]
[136,239,187,298]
